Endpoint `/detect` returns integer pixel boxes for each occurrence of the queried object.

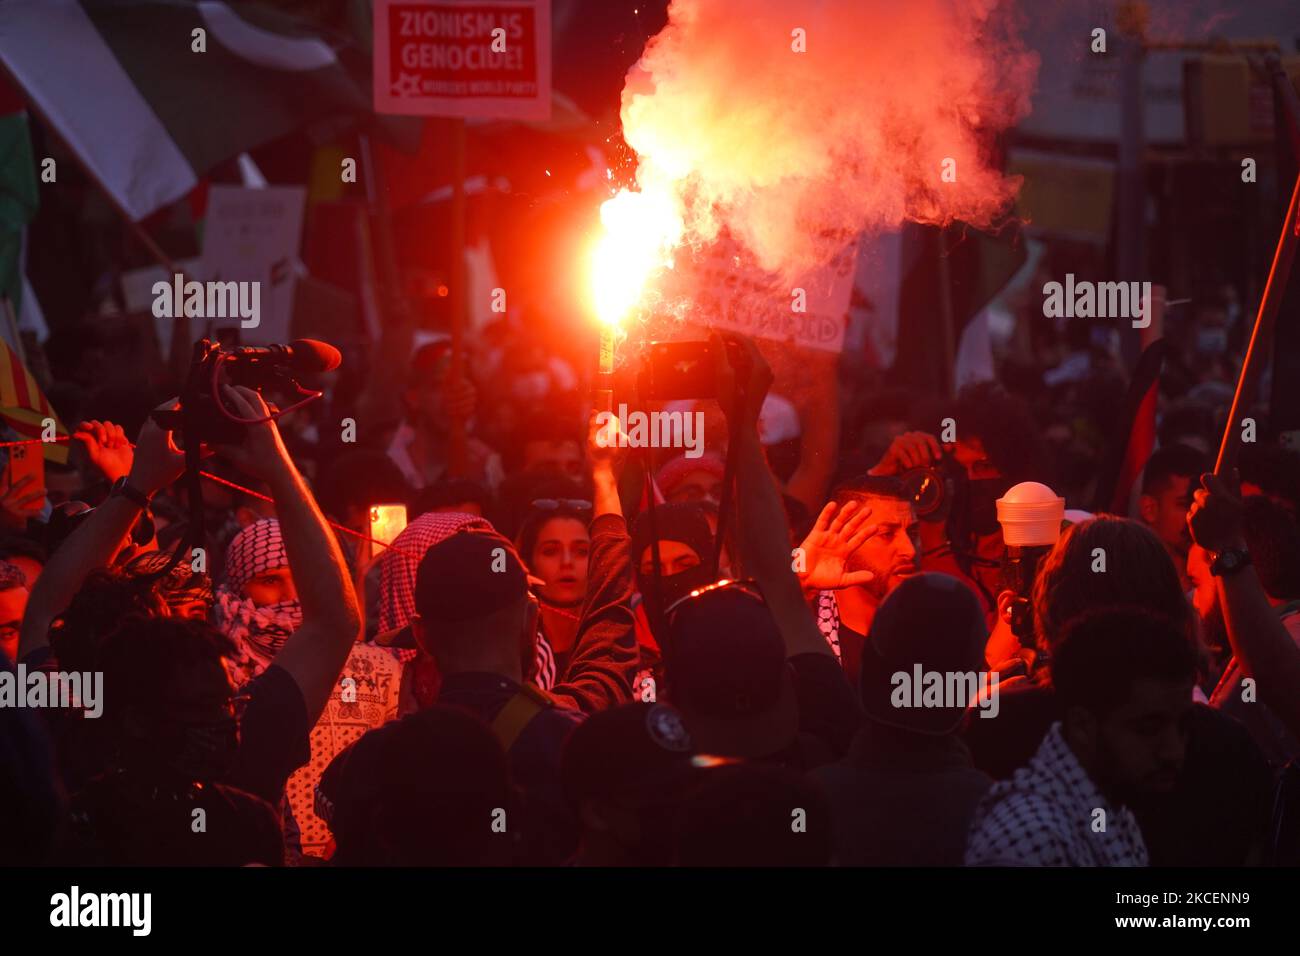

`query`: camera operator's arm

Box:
[784,349,840,515]
[19,409,185,660]
[219,387,361,723]
[1189,472,1300,740]
[716,333,831,659]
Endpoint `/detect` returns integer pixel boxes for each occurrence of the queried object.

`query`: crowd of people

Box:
[4,296,1300,868]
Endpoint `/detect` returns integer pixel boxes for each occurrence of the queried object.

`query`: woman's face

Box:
[638,540,702,578]
[241,567,297,608]
[531,517,590,605]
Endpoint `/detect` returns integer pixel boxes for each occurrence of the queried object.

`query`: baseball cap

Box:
[858,572,989,735]
[374,528,539,648]
[561,702,697,809]
[663,582,798,759]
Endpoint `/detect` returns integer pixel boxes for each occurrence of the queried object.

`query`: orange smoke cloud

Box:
[617,0,1039,278]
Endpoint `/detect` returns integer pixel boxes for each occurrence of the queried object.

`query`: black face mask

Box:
[646,562,719,610]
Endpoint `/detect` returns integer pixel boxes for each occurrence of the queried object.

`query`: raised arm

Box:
[18,410,184,660]
[1189,471,1300,739]
[783,349,840,514]
[547,410,638,712]
[714,333,832,659]
[219,387,362,723]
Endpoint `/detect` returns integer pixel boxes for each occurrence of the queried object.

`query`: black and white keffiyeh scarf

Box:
[376,510,556,688]
[965,722,1149,866]
[212,518,302,686]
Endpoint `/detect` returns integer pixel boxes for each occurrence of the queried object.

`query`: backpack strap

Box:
[490,685,552,751]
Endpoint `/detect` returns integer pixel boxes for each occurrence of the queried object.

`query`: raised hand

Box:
[74,419,133,482]
[588,407,628,476]
[795,499,878,591]
[868,430,943,476]
[213,386,290,483]
[713,331,773,428]
[125,401,186,496]
[1187,470,1246,554]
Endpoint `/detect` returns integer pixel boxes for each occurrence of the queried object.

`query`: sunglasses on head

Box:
[530,498,593,512]
[663,577,766,625]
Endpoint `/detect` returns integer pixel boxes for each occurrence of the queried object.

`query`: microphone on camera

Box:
[225,339,341,374]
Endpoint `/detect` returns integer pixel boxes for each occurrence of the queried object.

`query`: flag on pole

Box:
[1094,339,1166,515]
[0,75,36,326]
[0,332,66,463]
[0,0,381,222]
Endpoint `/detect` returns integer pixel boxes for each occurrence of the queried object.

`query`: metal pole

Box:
[448,117,468,476]
[1215,166,1300,474]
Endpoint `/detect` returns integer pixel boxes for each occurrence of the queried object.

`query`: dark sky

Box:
[551,0,670,121]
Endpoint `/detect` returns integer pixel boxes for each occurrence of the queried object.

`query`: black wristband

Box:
[110,476,153,510]
[1210,547,1252,578]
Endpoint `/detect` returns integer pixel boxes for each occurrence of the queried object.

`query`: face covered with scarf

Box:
[120,549,215,621]
[212,518,302,686]
[631,503,719,609]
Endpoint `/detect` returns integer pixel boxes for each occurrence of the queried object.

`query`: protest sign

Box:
[668,233,858,353]
[374,0,551,121]
[201,185,306,345]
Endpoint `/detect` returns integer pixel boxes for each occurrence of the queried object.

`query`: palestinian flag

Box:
[0,336,67,463]
[1093,339,1166,515]
[890,222,1028,395]
[0,0,380,221]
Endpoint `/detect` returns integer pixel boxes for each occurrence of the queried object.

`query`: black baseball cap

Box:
[375,528,540,648]
[858,572,989,735]
[561,702,697,809]
[664,583,798,759]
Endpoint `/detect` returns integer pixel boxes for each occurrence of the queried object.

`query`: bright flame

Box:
[587,183,684,328]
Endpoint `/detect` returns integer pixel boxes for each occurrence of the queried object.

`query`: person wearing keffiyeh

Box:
[0,558,28,662]
[209,519,404,862]
[965,609,1196,866]
[120,549,214,621]
[212,518,303,687]
[376,510,557,710]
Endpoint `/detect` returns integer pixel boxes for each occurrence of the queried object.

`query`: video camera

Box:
[151,337,340,446]
[139,336,339,583]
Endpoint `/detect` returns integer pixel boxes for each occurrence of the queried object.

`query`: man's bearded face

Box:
[846,497,921,601]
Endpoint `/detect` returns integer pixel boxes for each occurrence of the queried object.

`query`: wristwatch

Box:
[1210,546,1252,578]
[109,476,153,509]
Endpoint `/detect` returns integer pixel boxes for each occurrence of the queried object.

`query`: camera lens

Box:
[900,467,945,517]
